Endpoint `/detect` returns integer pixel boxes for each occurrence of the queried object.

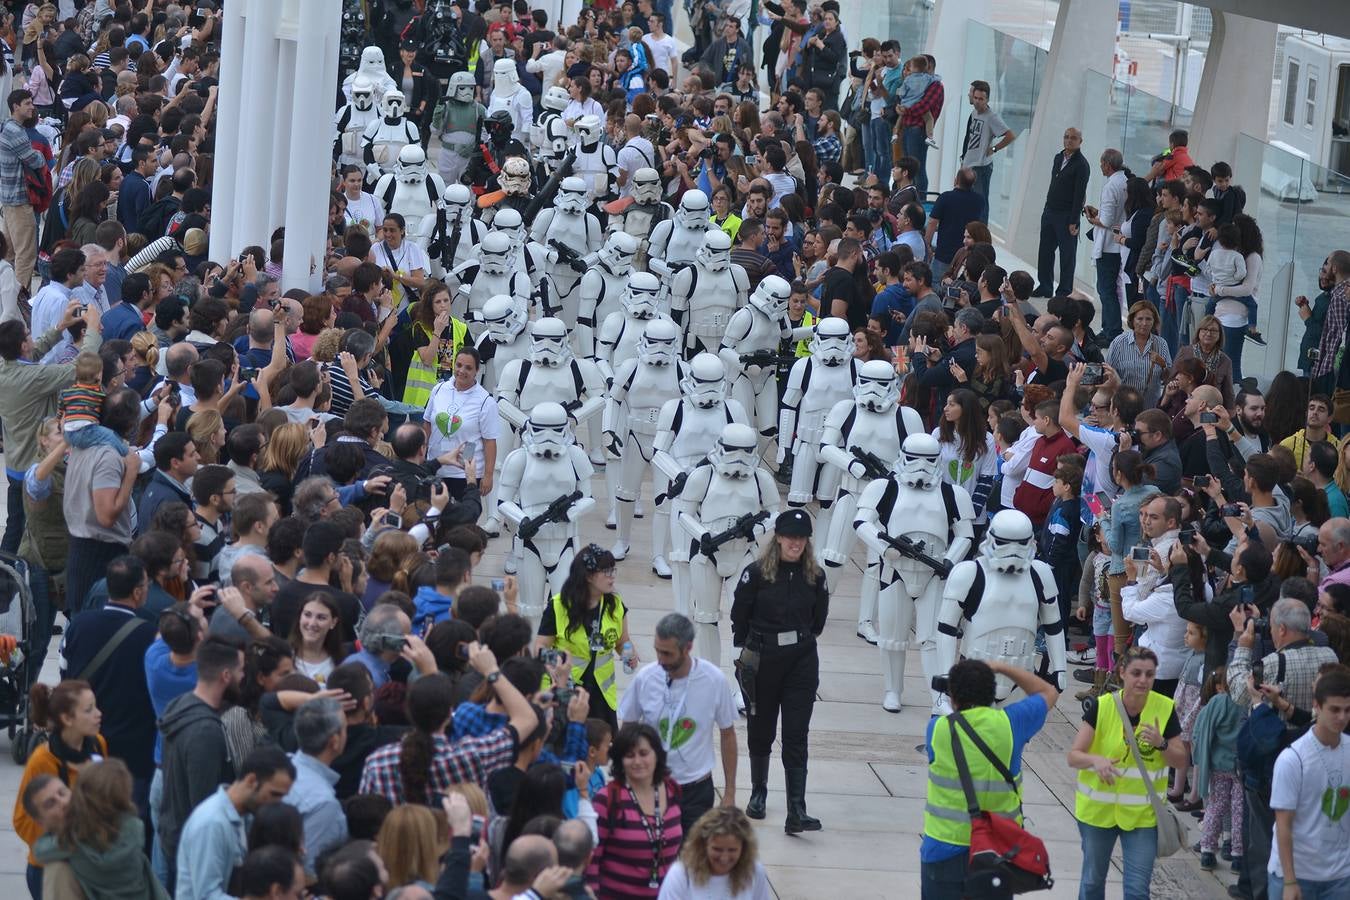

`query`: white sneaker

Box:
[503,554,519,575]
[481,517,502,538]
[856,620,879,644]
[925,136,940,149]
[652,555,672,579]
[611,540,630,561]
[1069,645,1097,665]
[882,691,901,713]
[605,507,617,530]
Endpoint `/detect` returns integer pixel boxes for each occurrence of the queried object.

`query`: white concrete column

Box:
[1190,11,1276,186]
[1005,0,1118,266]
[207,0,247,263]
[926,0,991,196]
[235,0,283,254]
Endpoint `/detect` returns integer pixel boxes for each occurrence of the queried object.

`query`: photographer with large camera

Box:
[921,658,1059,900]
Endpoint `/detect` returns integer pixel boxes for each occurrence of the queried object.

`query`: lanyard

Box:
[626,784,665,888]
[659,660,695,751]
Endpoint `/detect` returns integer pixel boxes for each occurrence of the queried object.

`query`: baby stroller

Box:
[0,552,38,764]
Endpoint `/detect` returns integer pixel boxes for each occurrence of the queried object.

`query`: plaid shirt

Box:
[451,701,589,762]
[0,119,42,207]
[357,725,518,804]
[1313,280,1350,378]
[902,79,945,128]
[812,132,842,164]
[1228,640,1339,714]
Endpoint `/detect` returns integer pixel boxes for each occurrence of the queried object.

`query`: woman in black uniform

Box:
[730,508,830,834]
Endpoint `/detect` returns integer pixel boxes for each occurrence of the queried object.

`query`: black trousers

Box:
[1037,209,1078,296]
[1239,785,1275,900]
[679,775,715,838]
[746,640,819,768]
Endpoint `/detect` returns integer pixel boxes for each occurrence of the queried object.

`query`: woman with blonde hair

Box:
[658,807,770,899]
[377,804,444,889]
[128,332,159,394]
[258,422,311,515]
[186,409,225,464]
[309,326,343,364]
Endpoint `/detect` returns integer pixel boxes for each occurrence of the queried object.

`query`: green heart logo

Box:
[1323,786,1350,822]
[659,716,697,750]
[434,413,463,437]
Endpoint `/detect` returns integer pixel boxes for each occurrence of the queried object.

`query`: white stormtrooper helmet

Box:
[450,71,476,103]
[492,57,519,92]
[710,423,759,480]
[442,183,473,224]
[491,207,525,251]
[676,190,710,229]
[598,232,638,274]
[359,46,387,77]
[748,274,791,319]
[810,317,852,367]
[622,272,663,319]
[980,509,1037,574]
[499,156,531,196]
[529,317,572,367]
[481,294,527,343]
[632,167,662,205]
[554,177,589,215]
[576,115,603,148]
[896,433,942,490]
[637,318,679,366]
[380,89,407,119]
[682,353,726,408]
[478,232,512,275]
[522,401,572,459]
[396,145,428,184]
[542,85,570,112]
[350,76,375,111]
[696,229,731,272]
[854,359,900,412]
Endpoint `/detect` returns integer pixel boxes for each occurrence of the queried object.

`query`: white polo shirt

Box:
[618,657,737,785]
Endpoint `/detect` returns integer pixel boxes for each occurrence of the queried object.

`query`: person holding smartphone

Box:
[421,347,497,501]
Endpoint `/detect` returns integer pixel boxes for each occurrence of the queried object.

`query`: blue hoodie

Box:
[413,586,455,634]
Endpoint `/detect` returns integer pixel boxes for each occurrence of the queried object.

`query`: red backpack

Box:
[25,137,53,214]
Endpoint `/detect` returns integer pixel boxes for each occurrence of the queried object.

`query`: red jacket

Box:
[1013,429,1077,526]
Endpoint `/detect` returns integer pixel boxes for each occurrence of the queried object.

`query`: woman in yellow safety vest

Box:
[1067,646,1188,900]
[534,544,635,729]
[403,280,469,408]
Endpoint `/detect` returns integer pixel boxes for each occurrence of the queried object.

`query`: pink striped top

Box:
[586,777,683,899]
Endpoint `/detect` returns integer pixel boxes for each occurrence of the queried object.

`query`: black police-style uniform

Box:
[730,509,830,833]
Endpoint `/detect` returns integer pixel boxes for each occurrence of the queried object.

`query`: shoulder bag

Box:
[947,712,1054,894]
[1113,691,1185,856]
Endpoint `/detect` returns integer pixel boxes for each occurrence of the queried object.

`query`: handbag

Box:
[1112,691,1185,857]
[947,712,1054,894]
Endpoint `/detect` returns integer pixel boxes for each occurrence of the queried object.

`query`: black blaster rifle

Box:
[518,490,584,540]
[739,349,797,369]
[548,238,590,274]
[699,510,771,557]
[654,456,707,505]
[523,147,577,225]
[877,531,952,578]
[848,445,891,480]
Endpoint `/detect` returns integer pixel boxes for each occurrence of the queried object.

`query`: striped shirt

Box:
[357,726,518,805]
[587,777,683,899]
[326,363,374,419]
[1104,332,1171,409]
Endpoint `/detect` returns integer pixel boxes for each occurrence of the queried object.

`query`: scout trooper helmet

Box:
[499,156,531,195]
[897,433,942,490]
[395,145,428,183]
[379,89,406,119]
[622,272,663,319]
[480,294,527,344]
[554,176,589,214]
[696,229,731,272]
[710,423,759,480]
[529,317,572,367]
[522,402,572,459]
[478,232,512,275]
[748,274,791,319]
[575,115,603,149]
[810,317,852,366]
[597,232,638,273]
[675,190,710,229]
[449,70,476,103]
[631,167,662,205]
[542,85,570,112]
[683,353,727,408]
[854,359,900,412]
[980,510,1037,574]
[637,318,679,367]
[442,183,473,224]
[350,76,375,111]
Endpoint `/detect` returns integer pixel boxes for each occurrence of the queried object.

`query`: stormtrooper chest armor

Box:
[796,362,856,443]
[740,308,787,355]
[959,565,1044,688]
[481,332,530,392]
[465,271,517,318]
[664,224,706,268]
[619,204,667,244]
[697,472,765,534]
[686,266,740,336]
[608,315,657,373]
[540,211,591,256]
[622,365,681,435]
[588,268,630,325]
[338,107,377,161]
[882,486,950,580]
[518,362,584,412]
[573,145,615,197]
[389,181,436,242]
[517,451,584,514]
[367,120,412,167]
[842,408,904,471]
[667,402,730,466]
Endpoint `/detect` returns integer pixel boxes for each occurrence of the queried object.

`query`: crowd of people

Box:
[0,1,1345,900]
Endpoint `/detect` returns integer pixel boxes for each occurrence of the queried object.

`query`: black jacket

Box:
[1171,563,1279,673]
[60,605,157,778]
[731,559,830,649]
[1043,149,1090,216]
[157,693,232,879]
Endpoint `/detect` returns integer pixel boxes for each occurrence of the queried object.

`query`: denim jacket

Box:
[1105,483,1152,575]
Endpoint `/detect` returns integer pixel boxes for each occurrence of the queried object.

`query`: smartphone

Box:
[1179,526,1195,546]
[945,285,962,300]
[1251,659,1265,686]
[459,440,477,463]
[238,367,259,382]
[74,304,86,319]
[491,578,506,591]
[385,512,402,529]
[456,643,471,660]
[1199,411,1219,425]
[1193,474,1211,488]
[1080,363,1104,385]
[1130,545,1152,563]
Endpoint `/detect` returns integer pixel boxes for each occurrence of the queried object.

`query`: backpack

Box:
[137,196,180,238]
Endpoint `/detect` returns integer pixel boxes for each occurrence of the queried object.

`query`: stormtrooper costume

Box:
[855,434,976,713]
[534,85,571,166]
[609,167,672,271]
[334,76,378,166]
[670,230,749,359]
[362,90,420,184]
[718,275,811,455]
[648,189,711,279]
[496,402,597,627]
[817,360,924,644]
[530,176,601,328]
[605,319,683,563]
[652,353,750,588]
[489,318,607,538]
[478,157,532,228]
[578,232,638,362]
[595,272,674,386]
[419,183,486,279]
[433,71,483,187]
[935,509,1065,707]
[373,146,447,250]
[482,207,547,298]
[474,293,531,396]
[672,423,780,667]
[777,318,859,544]
[446,231,531,326]
[572,116,619,208]
[486,58,534,144]
[343,46,397,104]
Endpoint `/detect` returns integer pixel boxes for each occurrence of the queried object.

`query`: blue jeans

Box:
[864,118,892,189]
[1205,293,1259,328]
[1096,253,1123,341]
[1077,821,1158,900]
[65,423,128,454]
[1037,209,1078,296]
[931,257,951,283]
[971,164,993,222]
[904,125,930,197]
[1224,324,1247,385]
[26,563,54,685]
[921,851,973,900]
[1159,281,1183,357]
[66,536,128,615]
[2,473,24,555]
[150,767,169,887]
[1267,874,1350,900]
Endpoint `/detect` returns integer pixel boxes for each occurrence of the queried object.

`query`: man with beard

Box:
[617,612,739,836]
[158,635,248,894]
[1225,388,1271,464]
[0,90,48,299]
